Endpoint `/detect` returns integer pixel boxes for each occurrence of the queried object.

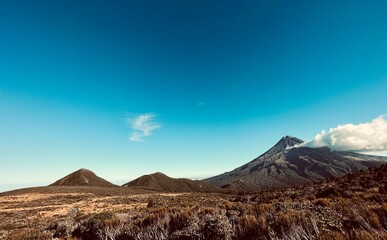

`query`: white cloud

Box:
[127,113,160,142]
[129,132,144,142]
[302,115,387,152]
[197,101,205,106]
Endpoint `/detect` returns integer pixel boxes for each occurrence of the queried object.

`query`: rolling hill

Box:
[123,172,219,192]
[50,168,116,187]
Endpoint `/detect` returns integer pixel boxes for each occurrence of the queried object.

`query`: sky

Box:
[1,0,387,191]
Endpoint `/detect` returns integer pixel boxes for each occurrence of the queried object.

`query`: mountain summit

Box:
[205,136,386,191]
[277,135,303,148]
[50,168,116,187]
[260,135,303,156]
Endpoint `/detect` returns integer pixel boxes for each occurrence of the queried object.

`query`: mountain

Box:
[123,172,219,192]
[50,168,116,187]
[205,136,387,191]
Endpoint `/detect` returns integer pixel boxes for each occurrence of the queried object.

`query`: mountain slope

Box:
[50,168,116,187]
[205,136,387,190]
[123,172,219,192]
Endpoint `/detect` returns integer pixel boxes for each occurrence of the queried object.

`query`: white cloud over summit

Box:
[302,115,387,153]
[128,113,160,142]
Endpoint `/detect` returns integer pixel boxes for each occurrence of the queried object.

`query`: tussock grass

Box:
[2,165,387,240]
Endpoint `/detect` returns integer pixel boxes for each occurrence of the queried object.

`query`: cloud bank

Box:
[302,115,387,152]
[128,113,160,142]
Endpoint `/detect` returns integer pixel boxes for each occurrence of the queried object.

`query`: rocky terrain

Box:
[206,136,387,190]
[1,138,386,239]
[1,164,386,239]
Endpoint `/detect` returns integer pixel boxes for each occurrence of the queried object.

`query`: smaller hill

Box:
[123,172,219,192]
[50,168,116,187]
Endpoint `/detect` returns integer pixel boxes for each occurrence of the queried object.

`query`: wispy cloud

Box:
[301,115,387,152]
[197,101,205,106]
[127,113,160,142]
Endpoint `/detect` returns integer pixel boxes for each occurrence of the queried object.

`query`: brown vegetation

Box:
[1,164,386,239]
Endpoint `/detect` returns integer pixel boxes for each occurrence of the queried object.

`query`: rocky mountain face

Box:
[123,172,219,192]
[50,168,116,187]
[205,136,387,191]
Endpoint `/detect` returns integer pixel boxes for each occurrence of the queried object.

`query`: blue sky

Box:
[1,1,387,191]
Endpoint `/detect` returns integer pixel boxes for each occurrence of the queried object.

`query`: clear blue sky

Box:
[1,0,386,191]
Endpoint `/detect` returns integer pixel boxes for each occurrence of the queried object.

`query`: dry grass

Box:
[1,165,386,239]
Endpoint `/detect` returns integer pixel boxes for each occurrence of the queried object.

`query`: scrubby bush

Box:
[6,165,387,240]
